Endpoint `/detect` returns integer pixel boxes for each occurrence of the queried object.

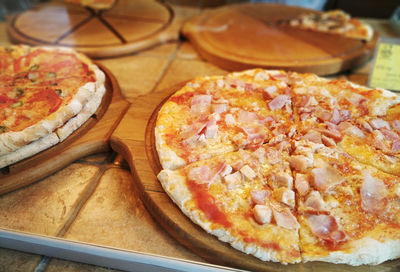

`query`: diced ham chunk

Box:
[190,94,212,114]
[305,191,326,211]
[240,165,257,180]
[188,166,213,184]
[369,118,390,130]
[251,189,269,205]
[266,147,282,164]
[300,95,318,108]
[180,122,207,140]
[252,147,266,164]
[273,187,295,208]
[330,108,351,124]
[295,173,309,196]
[242,125,266,149]
[276,172,293,188]
[306,214,347,244]
[253,204,272,225]
[372,130,390,152]
[223,171,242,189]
[238,110,259,124]
[271,206,300,230]
[321,135,336,147]
[314,108,332,121]
[212,103,228,114]
[315,127,342,141]
[220,164,232,177]
[338,122,365,138]
[302,130,322,144]
[205,119,218,139]
[311,165,344,192]
[361,170,388,214]
[268,95,290,110]
[346,92,366,106]
[225,114,236,126]
[264,85,278,98]
[289,155,313,172]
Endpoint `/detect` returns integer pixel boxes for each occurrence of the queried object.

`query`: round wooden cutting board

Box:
[7,0,176,58]
[110,87,400,272]
[182,3,377,75]
[0,65,130,195]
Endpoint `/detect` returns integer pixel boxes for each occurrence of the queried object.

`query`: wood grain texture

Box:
[7,0,178,58]
[182,3,377,75]
[0,64,130,195]
[110,86,400,271]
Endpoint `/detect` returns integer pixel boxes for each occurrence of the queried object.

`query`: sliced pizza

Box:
[158,144,301,264]
[284,10,373,41]
[291,141,400,265]
[155,69,295,170]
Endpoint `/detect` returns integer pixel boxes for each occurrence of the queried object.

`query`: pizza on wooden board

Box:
[155,69,400,265]
[0,45,106,168]
[282,9,373,41]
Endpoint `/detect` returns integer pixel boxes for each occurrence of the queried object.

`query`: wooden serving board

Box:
[182,3,377,75]
[110,87,400,272]
[0,64,130,195]
[7,0,177,58]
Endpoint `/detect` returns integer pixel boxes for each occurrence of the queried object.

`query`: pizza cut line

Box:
[155,69,400,265]
[0,45,106,168]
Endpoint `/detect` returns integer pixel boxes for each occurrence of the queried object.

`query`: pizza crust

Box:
[56,83,106,141]
[0,133,59,169]
[303,237,400,265]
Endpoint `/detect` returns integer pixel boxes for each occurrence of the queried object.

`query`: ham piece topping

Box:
[190,94,212,115]
[361,170,388,214]
[251,189,269,205]
[253,204,272,224]
[306,214,347,244]
[311,164,344,192]
[188,162,226,184]
[295,173,310,196]
[271,204,300,230]
[305,191,326,211]
[268,95,290,110]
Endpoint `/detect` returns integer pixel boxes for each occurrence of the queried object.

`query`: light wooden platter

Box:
[110,86,400,272]
[7,0,177,58]
[182,3,377,75]
[0,64,130,195]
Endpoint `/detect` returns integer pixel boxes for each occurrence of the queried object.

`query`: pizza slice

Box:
[335,107,400,176]
[155,69,296,170]
[283,9,373,41]
[158,144,301,264]
[290,140,400,265]
[291,73,400,125]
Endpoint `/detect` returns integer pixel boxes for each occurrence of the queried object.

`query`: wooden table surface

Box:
[0,1,399,271]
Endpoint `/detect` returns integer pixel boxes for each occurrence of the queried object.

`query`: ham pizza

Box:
[155,69,400,265]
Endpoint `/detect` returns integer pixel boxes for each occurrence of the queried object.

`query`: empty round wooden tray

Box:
[182,3,377,75]
[7,0,176,58]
